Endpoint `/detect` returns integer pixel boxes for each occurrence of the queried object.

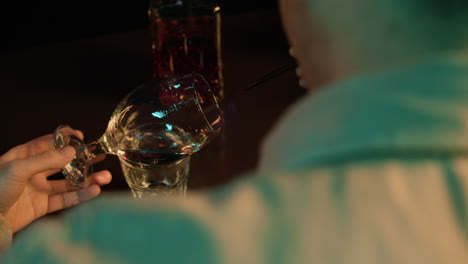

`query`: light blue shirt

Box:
[3,51,468,263]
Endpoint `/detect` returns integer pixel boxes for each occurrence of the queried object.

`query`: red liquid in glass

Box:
[150,14,223,99]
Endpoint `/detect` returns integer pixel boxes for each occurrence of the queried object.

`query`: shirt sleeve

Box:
[0,194,223,264]
[0,214,12,254]
[0,173,278,264]
[3,161,468,264]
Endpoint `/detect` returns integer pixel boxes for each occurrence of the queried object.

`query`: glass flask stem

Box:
[87,133,118,157]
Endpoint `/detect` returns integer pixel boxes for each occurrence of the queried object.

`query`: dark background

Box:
[0,0,304,191]
[0,0,278,51]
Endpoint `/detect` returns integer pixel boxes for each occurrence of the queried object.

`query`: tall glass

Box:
[120,153,191,198]
[148,0,224,100]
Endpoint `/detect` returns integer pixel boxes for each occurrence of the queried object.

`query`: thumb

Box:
[10,146,76,182]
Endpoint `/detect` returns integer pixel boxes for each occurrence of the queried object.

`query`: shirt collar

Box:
[259,50,468,171]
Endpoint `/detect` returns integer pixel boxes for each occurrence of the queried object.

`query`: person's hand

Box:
[0,133,112,233]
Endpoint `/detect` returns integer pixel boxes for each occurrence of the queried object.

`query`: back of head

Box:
[280,0,468,84]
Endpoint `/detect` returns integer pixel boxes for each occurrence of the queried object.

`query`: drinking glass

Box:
[149,0,224,100]
[53,73,222,198]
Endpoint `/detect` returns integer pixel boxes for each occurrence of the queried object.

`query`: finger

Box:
[0,134,54,164]
[47,185,101,214]
[74,129,84,141]
[48,170,111,195]
[28,134,54,151]
[91,170,112,186]
[48,179,78,195]
[40,168,62,178]
[8,146,76,182]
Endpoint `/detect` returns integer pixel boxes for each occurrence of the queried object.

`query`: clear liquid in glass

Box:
[114,123,202,197]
